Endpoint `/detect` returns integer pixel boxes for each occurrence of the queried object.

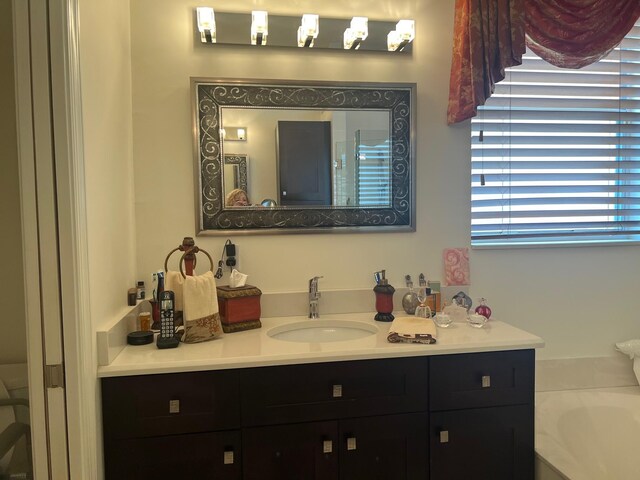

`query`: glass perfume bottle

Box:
[402,275,419,315]
[475,298,492,319]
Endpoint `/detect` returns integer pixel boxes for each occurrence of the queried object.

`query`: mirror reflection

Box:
[222,154,248,198]
[221,108,392,208]
[193,79,415,234]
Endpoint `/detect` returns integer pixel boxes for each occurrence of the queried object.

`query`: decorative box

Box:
[217,285,262,333]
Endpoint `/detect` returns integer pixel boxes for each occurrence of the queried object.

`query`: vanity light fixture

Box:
[194,8,413,53]
[343,16,368,50]
[387,19,415,51]
[251,10,268,45]
[223,127,248,141]
[196,7,216,43]
[297,14,319,47]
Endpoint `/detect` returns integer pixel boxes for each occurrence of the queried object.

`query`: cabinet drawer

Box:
[104,430,241,480]
[102,370,240,439]
[429,349,534,411]
[241,357,428,426]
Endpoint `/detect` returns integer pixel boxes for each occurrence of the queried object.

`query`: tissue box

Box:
[217,285,262,333]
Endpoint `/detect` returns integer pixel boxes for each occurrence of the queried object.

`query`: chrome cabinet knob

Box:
[322,439,333,453]
[332,384,343,398]
[346,436,357,451]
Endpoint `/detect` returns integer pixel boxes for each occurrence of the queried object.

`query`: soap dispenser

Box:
[373,270,395,322]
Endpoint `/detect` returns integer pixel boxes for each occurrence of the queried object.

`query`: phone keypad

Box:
[161,311,174,338]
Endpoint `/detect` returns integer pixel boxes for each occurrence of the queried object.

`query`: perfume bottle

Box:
[475,298,492,319]
[401,275,419,315]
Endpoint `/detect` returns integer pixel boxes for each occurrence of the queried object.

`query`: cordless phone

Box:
[156,290,179,349]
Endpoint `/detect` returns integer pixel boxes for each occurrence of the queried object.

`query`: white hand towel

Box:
[165,271,184,311]
[387,316,437,344]
[182,271,223,343]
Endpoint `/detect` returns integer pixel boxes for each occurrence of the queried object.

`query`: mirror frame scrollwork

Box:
[192,78,416,235]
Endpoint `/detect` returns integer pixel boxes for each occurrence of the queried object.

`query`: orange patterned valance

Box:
[447,0,640,125]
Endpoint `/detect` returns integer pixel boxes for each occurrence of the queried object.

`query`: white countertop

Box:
[97,312,544,377]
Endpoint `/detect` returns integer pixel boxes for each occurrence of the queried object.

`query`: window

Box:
[471,24,640,246]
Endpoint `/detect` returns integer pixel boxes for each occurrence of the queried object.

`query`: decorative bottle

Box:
[401,275,419,315]
[475,298,492,319]
[373,270,395,322]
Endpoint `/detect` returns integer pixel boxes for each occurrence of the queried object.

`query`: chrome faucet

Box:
[308,276,323,318]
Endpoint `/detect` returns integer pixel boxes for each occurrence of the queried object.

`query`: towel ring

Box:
[178,247,214,279]
[164,245,214,278]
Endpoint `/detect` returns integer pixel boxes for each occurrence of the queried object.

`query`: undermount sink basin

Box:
[267,319,379,343]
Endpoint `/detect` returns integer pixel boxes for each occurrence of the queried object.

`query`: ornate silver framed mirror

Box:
[192,78,416,235]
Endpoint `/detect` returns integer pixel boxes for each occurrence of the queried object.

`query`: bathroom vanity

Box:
[99,313,542,480]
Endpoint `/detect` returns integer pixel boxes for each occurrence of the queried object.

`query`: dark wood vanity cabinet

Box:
[101,350,534,480]
[101,370,242,480]
[428,349,535,480]
[242,413,428,480]
[241,357,429,480]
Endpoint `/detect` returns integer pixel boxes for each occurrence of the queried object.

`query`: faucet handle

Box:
[309,276,323,297]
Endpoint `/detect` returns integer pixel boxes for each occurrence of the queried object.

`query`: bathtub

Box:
[535,386,640,480]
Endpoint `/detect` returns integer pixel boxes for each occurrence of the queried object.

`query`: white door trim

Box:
[49,0,100,478]
[13,0,97,478]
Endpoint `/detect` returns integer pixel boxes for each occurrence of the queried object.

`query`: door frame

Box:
[13,0,96,478]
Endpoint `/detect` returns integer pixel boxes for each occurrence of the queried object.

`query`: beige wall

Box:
[80,0,136,332]
[127,0,640,359]
[0,0,27,364]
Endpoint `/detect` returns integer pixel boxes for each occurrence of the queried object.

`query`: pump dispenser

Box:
[373,270,395,322]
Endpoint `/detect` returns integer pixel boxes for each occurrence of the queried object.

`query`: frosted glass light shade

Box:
[350,17,368,40]
[396,19,415,41]
[251,10,268,45]
[196,7,216,43]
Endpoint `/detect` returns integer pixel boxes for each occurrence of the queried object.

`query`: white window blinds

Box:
[471,24,640,246]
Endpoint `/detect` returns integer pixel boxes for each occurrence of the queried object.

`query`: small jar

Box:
[467,313,488,328]
[138,312,152,331]
[434,312,452,328]
[127,288,137,306]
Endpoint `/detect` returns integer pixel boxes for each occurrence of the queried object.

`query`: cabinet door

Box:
[104,430,241,480]
[430,405,534,480]
[340,413,428,480]
[243,421,339,480]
